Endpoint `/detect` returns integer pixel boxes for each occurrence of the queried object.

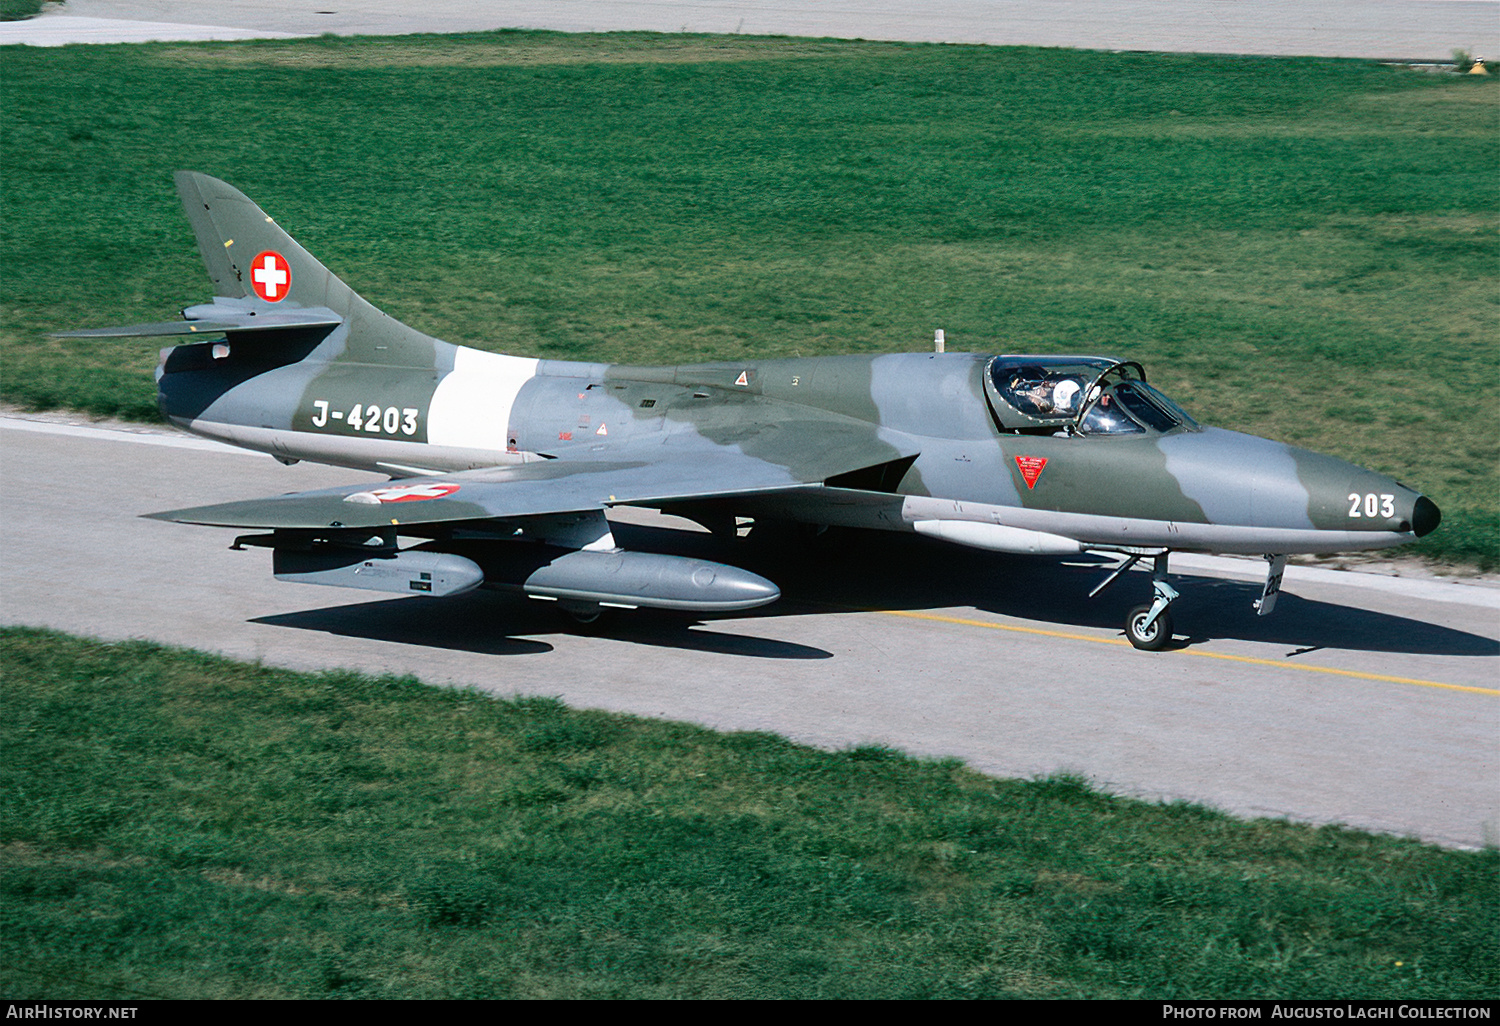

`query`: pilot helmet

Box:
[1052,378,1082,412]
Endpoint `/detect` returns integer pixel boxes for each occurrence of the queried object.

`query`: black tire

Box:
[1126,604,1171,651]
[558,603,610,634]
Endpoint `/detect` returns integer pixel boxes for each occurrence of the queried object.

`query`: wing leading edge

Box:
[147,428,920,530]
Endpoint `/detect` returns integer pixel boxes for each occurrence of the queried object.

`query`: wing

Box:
[147,419,919,530]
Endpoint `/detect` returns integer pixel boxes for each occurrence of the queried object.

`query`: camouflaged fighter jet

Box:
[58,172,1442,650]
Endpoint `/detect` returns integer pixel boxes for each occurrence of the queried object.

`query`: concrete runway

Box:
[6,0,1499,61]
[3,415,1496,848]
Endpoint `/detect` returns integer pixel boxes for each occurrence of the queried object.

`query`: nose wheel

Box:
[1104,553,1178,651]
[1096,551,1289,650]
[1126,600,1173,651]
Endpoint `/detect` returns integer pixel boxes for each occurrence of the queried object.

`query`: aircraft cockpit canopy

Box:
[983,355,1198,436]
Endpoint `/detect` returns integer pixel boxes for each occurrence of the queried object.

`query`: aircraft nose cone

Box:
[1411,495,1442,538]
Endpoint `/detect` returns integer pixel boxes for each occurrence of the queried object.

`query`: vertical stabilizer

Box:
[172,171,442,366]
[175,171,357,313]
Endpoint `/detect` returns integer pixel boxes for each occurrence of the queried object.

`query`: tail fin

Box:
[55,173,442,365]
[172,171,440,363]
[176,171,354,312]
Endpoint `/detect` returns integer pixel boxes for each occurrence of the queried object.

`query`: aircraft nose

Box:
[1166,430,1440,544]
[1411,495,1441,538]
[1310,469,1438,540]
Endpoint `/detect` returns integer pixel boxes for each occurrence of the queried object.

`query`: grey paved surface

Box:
[5,0,1498,60]
[3,417,1496,848]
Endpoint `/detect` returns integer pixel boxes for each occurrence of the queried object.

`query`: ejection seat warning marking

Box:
[1015,456,1048,489]
[250,251,291,302]
[735,371,749,386]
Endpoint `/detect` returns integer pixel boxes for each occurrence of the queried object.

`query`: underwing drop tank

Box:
[273,549,485,597]
[273,544,778,613]
[491,548,780,612]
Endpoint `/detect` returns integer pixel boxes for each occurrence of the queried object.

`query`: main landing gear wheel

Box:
[1126,604,1172,651]
[558,602,612,634]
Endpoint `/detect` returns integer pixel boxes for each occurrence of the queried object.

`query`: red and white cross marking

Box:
[368,483,461,503]
[249,250,291,302]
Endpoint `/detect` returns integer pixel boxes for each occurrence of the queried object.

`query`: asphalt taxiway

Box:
[2,415,1495,848]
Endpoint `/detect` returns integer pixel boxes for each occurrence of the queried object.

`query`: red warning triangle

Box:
[735,370,749,386]
[1014,455,1048,489]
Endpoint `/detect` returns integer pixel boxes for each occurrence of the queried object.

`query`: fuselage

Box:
[158,337,1438,557]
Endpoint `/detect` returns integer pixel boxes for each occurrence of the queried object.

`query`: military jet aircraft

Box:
[58,172,1441,650]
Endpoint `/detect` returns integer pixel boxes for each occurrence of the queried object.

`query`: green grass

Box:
[1,33,1495,564]
[0,0,46,22]
[1,627,1495,999]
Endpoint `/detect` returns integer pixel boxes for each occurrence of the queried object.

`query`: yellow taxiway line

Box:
[876,609,1500,697]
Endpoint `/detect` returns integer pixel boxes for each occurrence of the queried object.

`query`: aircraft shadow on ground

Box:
[252,594,557,656]
[250,587,835,660]
[250,525,1495,660]
[620,524,1498,659]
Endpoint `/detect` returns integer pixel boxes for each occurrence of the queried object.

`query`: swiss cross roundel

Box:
[369,483,461,503]
[249,250,291,303]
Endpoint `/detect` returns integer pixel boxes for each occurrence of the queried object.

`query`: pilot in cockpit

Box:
[1050,377,1083,414]
[1009,372,1086,415]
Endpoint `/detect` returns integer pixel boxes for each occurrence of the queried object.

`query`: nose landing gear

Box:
[1095,550,1290,651]
[1124,555,1177,651]
[1090,549,1179,650]
[1092,552,1182,648]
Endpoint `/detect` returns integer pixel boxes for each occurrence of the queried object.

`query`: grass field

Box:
[0,0,46,22]
[1,32,1495,567]
[2,627,1495,999]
